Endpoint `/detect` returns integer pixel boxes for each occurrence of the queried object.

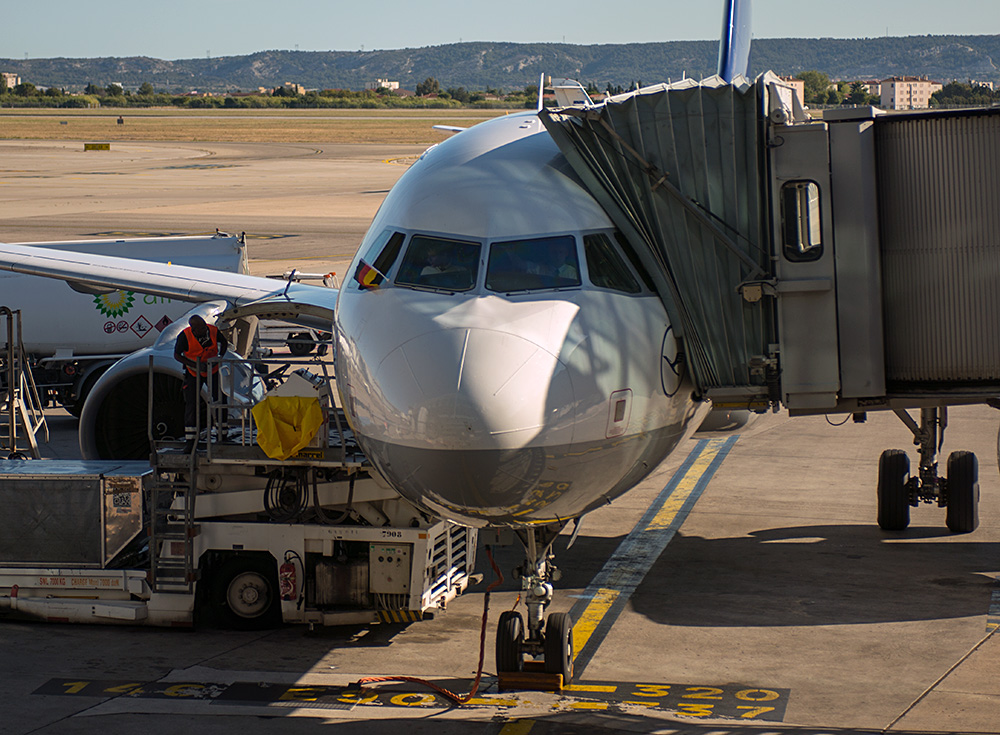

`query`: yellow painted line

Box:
[571,588,620,659]
[466,697,518,706]
[569,701,610,710]
[499,720,535,735]
[647,440,726,531]
[569,438,735,668]
[564,683,618,693]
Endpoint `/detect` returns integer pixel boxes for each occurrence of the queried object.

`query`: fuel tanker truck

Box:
[0,232,247,415]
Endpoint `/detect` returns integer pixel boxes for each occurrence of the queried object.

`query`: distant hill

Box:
[3,35,999,93]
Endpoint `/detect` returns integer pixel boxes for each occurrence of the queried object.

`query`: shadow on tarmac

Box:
[37,711,957,735]
[478,522,996,629]
[626,524,997,627]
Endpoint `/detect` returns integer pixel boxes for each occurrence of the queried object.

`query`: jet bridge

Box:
[540,74,1000,532]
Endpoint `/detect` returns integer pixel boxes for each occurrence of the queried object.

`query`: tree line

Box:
[0,77,544,109]
[4,73,997,110]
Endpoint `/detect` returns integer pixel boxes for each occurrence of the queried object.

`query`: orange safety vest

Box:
[183,324,221,376]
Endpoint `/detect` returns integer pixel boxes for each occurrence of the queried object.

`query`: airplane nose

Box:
[374,328,576,450]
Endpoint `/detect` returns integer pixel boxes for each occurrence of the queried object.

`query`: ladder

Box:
[0,307,48,459]
[148,459,200,594]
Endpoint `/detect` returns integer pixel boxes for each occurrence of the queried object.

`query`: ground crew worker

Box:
[174,314,228,452]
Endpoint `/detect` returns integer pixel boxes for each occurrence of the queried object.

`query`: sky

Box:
[2,0,998,60]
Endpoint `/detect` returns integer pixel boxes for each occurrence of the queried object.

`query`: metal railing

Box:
[147,336,354,466]
[0,307,48,458]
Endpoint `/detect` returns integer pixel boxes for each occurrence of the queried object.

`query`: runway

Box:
[1,139,998,734]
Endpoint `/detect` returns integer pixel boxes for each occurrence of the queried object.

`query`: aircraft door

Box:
[769,121,841,411]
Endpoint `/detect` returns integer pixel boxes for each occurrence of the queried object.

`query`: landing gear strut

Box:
[495,525,574,684]
[877,407,979,534]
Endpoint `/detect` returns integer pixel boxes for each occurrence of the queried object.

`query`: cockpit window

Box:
[372,231,405,275]
[613,230,656,292]
[485,235,581,293]
[395,235,481,292]
[354,229,405,289]
[584,233,641,294]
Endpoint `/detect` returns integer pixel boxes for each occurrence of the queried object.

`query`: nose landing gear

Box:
[495,526,575,685]
[877,407,979,534]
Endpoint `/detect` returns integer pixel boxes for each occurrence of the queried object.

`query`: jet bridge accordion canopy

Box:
[540,77,775,397]
[876,108,1000,386]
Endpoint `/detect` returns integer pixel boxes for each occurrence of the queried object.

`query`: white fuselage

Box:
[336,112,704,528]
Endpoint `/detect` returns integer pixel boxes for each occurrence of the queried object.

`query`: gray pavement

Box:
[1,140,999,734]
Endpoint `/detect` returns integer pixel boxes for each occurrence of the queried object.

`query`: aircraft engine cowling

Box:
[79,300,232,460]
[78,348,186,460]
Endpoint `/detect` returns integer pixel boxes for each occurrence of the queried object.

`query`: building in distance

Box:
[367,79,399,91]
[880,76,943,110]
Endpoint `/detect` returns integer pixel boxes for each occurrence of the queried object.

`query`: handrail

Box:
[147,336,347,465]
[0,306,47,457]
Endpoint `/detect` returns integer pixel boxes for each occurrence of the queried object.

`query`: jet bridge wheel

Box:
[543,612,574,684]
[877,449,911,531]
[210,555,281,630]
[495,610,525,673]
[946,451,980,534]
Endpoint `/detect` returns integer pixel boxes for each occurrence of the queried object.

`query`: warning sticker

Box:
[131,315,153,338]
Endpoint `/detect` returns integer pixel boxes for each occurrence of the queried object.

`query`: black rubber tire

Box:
[68,366,109,418]
[287,332,315,357]
[543,612,574,684]
[495,610,524,673]
[877,449,911,531]
[946,451,979,534]
[210,556,281,630]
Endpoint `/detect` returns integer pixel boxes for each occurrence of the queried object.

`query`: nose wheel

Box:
[495,527,575,685]
[496,610,525,673]
[543,612,574,682]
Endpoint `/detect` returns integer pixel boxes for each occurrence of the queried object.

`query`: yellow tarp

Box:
[251,395,324,461]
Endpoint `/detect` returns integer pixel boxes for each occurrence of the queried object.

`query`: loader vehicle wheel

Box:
[211,556,281,630]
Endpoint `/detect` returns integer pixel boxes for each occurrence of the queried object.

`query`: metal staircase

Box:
[0,307,48,459]
[148,461,199,594]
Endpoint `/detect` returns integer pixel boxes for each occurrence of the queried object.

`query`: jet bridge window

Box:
[781,181,823,262]
[395,235,481,292]
[584,233,641,294]
[486,235,581,293]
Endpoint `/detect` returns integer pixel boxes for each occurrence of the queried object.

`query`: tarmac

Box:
[1,139,999,734]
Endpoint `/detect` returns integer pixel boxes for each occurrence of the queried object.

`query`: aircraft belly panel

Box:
[359,420,691,528]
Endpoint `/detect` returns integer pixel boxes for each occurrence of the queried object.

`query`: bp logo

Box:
[93,290,135,318]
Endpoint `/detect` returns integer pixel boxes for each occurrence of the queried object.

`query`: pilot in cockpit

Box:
[420,244,463,277]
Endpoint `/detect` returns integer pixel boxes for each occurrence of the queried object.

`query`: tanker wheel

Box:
[68,366,109,418]
[496,610,525,673]
[287,332,315,357]
[877,449,910,531]
[210,556,281,630]
[543,612,574,684]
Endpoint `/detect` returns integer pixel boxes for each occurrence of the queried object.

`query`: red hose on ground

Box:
[354,545,505,706]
